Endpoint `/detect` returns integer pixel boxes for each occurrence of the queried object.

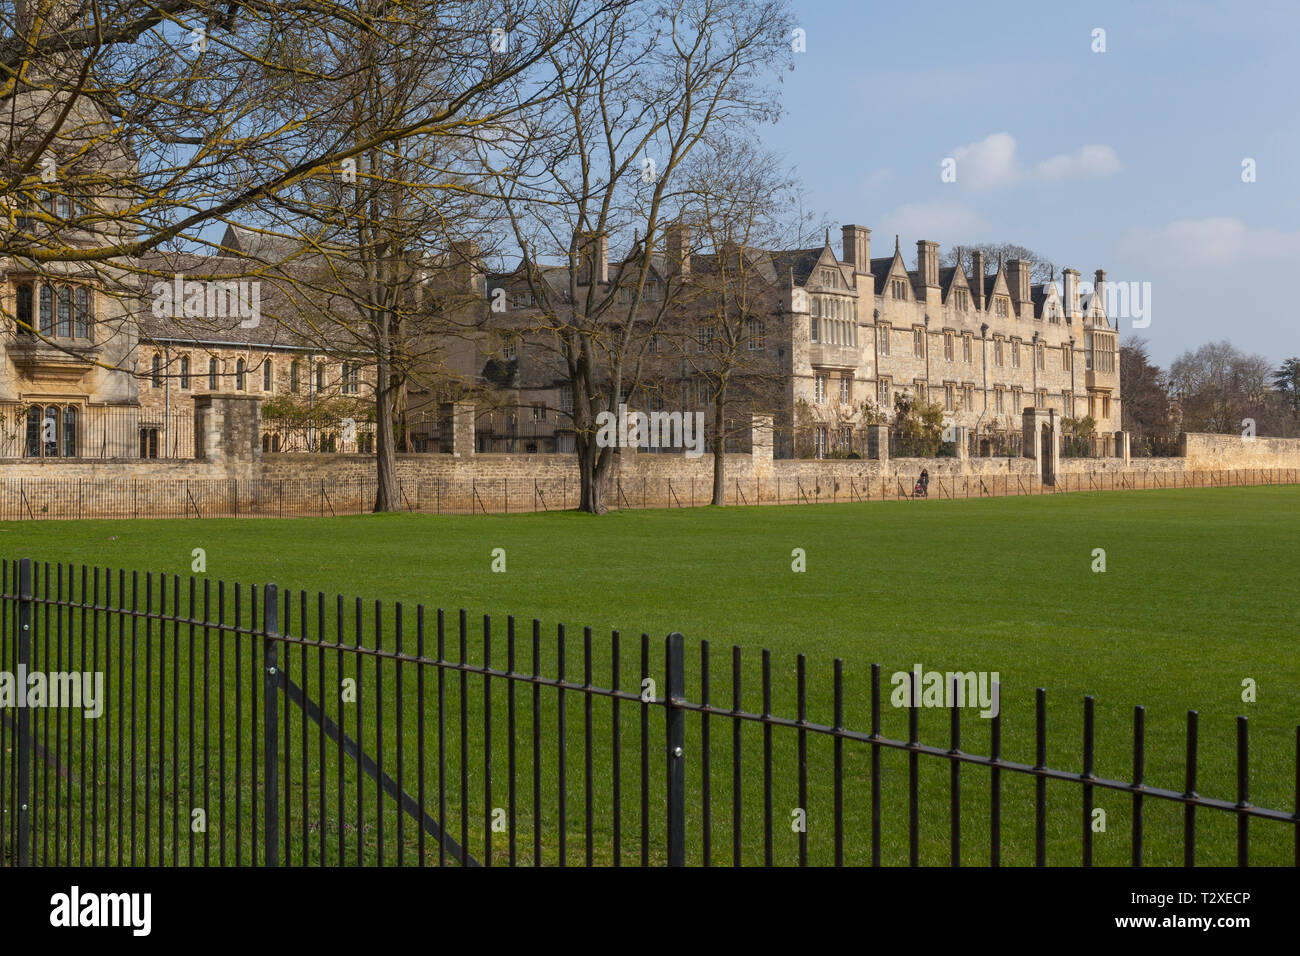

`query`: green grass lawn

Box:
[3,485,1298,866]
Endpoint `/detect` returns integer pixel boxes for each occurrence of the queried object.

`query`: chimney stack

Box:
[971,250,986,310]
[1007,259,1032,314]
[1093,269,1106,317]
[916,240,939,287]
[842,224,871,274]
[576,231,609,286]
[665,223,691,277]
[1062,268,1080,317]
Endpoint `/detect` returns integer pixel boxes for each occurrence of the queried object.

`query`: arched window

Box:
[208,358,218,390]
[315,362,324,392]
[43,405,58,457]
[290,360,300,394]
[180,356,190,389]
[24,404,78,458]
[263,359,273,392]
[62,406,76,457]
[74,287,90,337]
[39,285,53,334]
[236,358,246,390]
[25,406,40,457]
[57,286,72,336]
[151,354,161,387]
[15,283,33,333]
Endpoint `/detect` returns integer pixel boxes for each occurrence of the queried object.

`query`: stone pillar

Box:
[194,394,261,465]
[954,426,969,460]
[1048,413,1060,480]
[1116,430,1130,465]
[440,402,475,457]
[751,414,773,462]
[1022,408,1041,462]
[1022,406,1057,484]
[865,423,889,462]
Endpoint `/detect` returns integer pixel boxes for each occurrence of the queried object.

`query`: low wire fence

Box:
[2,558,1296,867]
[0,468,1295,520]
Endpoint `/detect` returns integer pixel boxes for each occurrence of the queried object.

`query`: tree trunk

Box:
[711,391,726,506]
[576,433,610,514]
[373,311,401,512]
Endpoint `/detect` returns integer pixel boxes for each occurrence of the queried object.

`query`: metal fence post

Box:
[16,558,32,867]
[263,583,280,866]
[665,631,685,866]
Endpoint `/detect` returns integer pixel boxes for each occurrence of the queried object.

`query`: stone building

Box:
[791,228,1120,457]
[134,226,379,457]
[477,223,1120,458]
[0,36,140,459]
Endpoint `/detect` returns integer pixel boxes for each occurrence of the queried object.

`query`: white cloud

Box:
[951,132,1020,188]
[1117,217,1300,266]
[947,133,1121,188]
[1033,144,1122,181]
[877,200,987,243]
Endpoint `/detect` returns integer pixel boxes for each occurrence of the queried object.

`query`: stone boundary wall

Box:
[1181,432,1300,469]
[3,397,1300,517]
[5,460,1293,519]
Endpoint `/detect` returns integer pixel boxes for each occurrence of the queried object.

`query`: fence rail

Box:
[1,557,1296,867]
[0,403,193,460]
[0,468,1295,520]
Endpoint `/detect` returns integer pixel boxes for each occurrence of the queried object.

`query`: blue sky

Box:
[772,0,1300,366]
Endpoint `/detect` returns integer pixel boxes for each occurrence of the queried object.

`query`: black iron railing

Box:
[2,558,1296,866]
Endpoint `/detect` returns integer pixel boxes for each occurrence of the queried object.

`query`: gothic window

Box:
[57,286,72,336]
[74,287,90,337]
[16,283,33,333]
[39,285,53,334]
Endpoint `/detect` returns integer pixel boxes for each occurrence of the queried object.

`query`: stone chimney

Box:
[448,240,481,292]
[971,250,986,310]
[1062,268,1080,317]
[916,240,939,287]
[1007,259,1032,314]
[576,231,608,286]
[842,224,871,274]
[665,223,691,277]
[1093,269,1106,317]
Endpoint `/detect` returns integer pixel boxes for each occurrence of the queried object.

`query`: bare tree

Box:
[943,243,1054,283]
[489,0,793,513]
[1168,340,1286,436]
[673,138,813,504]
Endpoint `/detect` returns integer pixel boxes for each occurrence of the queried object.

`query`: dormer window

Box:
[995,298,1009,317]
[890,279,907,300]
